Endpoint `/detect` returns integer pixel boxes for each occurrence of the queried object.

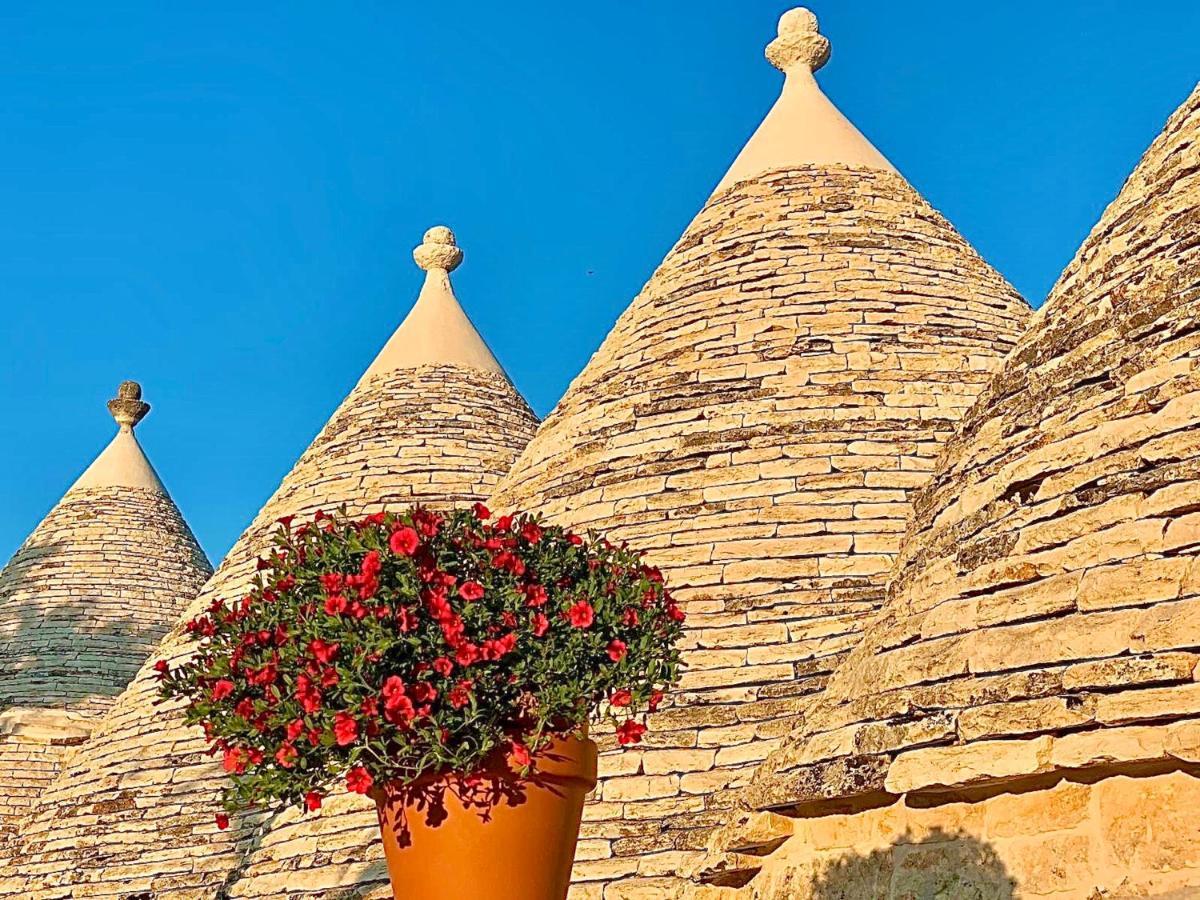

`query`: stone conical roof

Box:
[2,228,539,898]
[728,83,1200,893]
[487,8,1030,893]
[0,382,211,832]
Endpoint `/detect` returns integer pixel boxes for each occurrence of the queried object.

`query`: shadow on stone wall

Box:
[810,828,1015,900]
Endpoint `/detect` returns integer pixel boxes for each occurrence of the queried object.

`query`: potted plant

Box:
[157,504,685,900]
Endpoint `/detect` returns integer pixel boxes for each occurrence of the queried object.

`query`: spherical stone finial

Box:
[413,225,464,273]
[107,380,150,430]
[766,7,831,73]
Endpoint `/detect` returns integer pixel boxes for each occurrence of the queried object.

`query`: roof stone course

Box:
[488,10,1030,894]
[0,232,539,898]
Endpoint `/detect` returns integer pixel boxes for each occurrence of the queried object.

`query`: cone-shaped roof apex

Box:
[712,7,895,196]
[359,226,507,383]
[67,381,164,494]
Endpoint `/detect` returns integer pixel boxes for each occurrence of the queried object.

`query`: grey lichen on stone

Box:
[106,380,150,430]
[766,8,831,73]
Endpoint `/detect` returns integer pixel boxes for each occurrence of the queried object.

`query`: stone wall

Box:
[697,767,1200,899]
[491,165,1030,896]
[0,364,537,899]
[0,486,211,830]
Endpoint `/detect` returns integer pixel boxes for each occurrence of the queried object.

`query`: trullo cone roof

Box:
[0,381,211,833]
[743,82,1200,832]
[1,227,538,898]
[487,7,1030,892]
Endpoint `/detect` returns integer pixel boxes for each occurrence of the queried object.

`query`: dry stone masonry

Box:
[0,230,539,899]
[0,384,210,833]
[489,11,1029,896]
[703,81,1200,900]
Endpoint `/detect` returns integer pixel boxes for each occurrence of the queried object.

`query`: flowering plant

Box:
[157,505,684,823]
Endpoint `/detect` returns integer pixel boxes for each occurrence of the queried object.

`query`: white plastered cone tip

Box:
[711,7,896,196]
[358,226,508,383]
[68,381,165,494]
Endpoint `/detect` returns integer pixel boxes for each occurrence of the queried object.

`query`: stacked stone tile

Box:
[1,227,539,899]
[0,382,211,833]
[488,10,1030,897]
[702,82,1200,899]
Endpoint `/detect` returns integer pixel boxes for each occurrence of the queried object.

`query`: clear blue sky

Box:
[2,0,1198,564]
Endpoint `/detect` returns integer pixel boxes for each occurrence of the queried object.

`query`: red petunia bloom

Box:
[211,679,235,702]
[153,659,170,680]
[295,674,322,714]
[222,746,248,774]
[333,712,359,747]
[216,813,230,830]
[622,607,640,626]
[309,638,338,664]
[448,679,473,709]
[286,719,305,742]
[567,601,594,629]
[666,601,686,623]
[648,690,664,712]
[472,502,490,520]
[304,791,323,812]
[432,656,454,677]
[360,549,382,578]
[455,641,481,667]
[532,612,550,637]
[324,593,348,616]
[520,521,543,544]
[458,580,485,602]
[389,526,419,556]
[524,584,548,608]
[606,639,628,662]
[275,743,299,769]
[345,766,373,795]
[509,741,532,769]
[610,689,632,707]
[320,573,344,595]
[568,533,583,546]
[616,720,647,746]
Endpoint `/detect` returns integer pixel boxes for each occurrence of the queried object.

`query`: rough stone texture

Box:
[711,770,1200,900]
[0,364,537,899]
[734,82,1200,896]
[490,163,1029,895]
[0,484,210,832]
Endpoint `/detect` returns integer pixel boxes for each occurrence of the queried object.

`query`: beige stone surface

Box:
[0,384,211,833]
[0,229,539,898]
[487,12,1028,894]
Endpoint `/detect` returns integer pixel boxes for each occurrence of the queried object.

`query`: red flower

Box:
[622,608,640,627]
[396,606,417,633]
[454,641,481,667]
[532,612,550,637]
[295,674,322,714]
[304,791,323,812]
[495,514,513,531]
[222,746,248,774]
[524,584,548,608]
[216,813,230,830]
[153,659,170,680]
[320,667,340,688]
[286,719,305,742]
[309,638,339,664]
[666,601,686,623]
[521,521,543,544]
[509,741,532,769]
[473,502,491,520]
[276,515,296,528]
[606,639,628,662]
[616,720,647,746]
[610,689,632,707]
[448,679,473,709]
[432,656,454,677]
[211,679,235,702]
[324,594,348,616]
[567,601,594,629]
[275,743,299,769]
[333,712,359,747]
[411,682,438,703]
[568,533,583,546]
[649,690,664,712]
[234,698,255,720]
[458,580,485,602]
[345,766,373,795]
[320,573,344,595]
[360,549,382,577]
[389,526,419,556]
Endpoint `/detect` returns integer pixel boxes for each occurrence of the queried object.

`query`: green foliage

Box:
[157,505,684,819]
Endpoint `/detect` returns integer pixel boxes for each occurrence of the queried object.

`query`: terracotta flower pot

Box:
[374,734,598,900]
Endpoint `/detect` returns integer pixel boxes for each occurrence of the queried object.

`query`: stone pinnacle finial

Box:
[107,380,150,430]
[413,225,464,273]
[766,7,830,73]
